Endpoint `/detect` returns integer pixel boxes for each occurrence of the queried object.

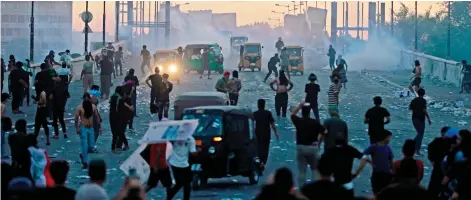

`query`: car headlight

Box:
[169,65,177,72]
[208,146,215,154]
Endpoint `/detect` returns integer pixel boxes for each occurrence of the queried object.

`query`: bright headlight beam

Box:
[169,65,177,72]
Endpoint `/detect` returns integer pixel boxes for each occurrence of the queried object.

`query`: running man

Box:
[140,45,152,75]
[408,60,422,96]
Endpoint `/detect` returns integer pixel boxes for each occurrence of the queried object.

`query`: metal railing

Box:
[400,49,463,87]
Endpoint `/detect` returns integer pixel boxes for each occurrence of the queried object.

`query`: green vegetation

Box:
[392,2,471,61]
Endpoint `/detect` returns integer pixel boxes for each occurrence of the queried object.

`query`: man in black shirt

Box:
[301,154,350,200]
[99,55,113,99]
[9,62,29,114]
[253,99,279,168]
[51,84,69,139]
[364,96,391,144]
[200,48,211,79]
[22,59,33,106]
[140,45,151,75]
[322,138,363,197]
[305,73,320,120]
[124,69,139,129]
[157,74,173,121]
[291,100,325,186]
[146,67,162,114]
[408,88,431,155]
[263,53,280,83]
[110,86,123,152]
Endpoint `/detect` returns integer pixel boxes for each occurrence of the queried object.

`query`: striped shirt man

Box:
[328,83,339,113]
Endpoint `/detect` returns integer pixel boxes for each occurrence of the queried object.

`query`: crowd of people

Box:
[1,40,470,200]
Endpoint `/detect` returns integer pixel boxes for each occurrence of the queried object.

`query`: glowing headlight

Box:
[158,65,163,70]
[169,65,177,72]
[208,146,215,154]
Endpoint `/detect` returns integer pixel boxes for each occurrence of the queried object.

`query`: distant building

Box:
[212,13,236,32]
[1,1,73,61]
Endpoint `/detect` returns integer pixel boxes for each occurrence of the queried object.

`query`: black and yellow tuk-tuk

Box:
[285,45,304,75]
[239,42,263,72]
[173,92,229,120]
[230,36,248,58]
[183,106,262,189]
[153,50,181,83]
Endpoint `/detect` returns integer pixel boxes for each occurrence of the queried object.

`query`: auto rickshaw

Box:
[183,106,262,189]
[153,50,181,83]
[173,92,229,120]
[285,45,304,75]
[239,42,263,72]
[183,44,225,74]
[230,36,248,58]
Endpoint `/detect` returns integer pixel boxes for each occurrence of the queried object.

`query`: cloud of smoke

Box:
[343,29,405,72]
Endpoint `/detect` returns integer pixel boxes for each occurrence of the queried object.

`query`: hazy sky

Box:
[73,1,442,34]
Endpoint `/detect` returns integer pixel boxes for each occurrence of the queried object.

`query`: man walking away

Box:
[158,74,173,121]
[146,67,162,114]
[99,54,113,99]
[263,53,280,83]
[459,60,471,93]
[353,130,394,195]
[291,100,326,186]
[74,94,99,169]
[34,88,50,146]
[328,74,341,115]
[321,110,348,150]
[408,60,422,95]
[228,70,242,105]
[20,61,33,106]
[145,142,172,196]
[305,73,320,120]
[9,62,28,114]
[110,86,123,153]
[365,96,391,144]
[327,45,336,71]
[117,92,133,151]
[114,47,124,76]
[408,88,431,155]
[167,136,198,200]
[51,84,69,139]
[81,55,95,94]
[253,99,279,170]
[140,45,151,75]
[124,69,139,118]
[200,48,211,79]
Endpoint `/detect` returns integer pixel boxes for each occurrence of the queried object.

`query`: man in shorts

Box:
[408,60,422,96]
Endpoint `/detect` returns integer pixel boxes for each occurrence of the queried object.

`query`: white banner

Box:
[119,143,150,183]
[138,120,199,144]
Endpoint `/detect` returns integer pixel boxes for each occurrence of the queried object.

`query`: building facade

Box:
[1,1,73,62]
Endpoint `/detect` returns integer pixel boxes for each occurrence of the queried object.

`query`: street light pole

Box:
[414,1,418,51]
[447,1,451,58]
[30,2,34,62]
[391,1,394,36]
[103,1,106,46]
[85,1,89,54]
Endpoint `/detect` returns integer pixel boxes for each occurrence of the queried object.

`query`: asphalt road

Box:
[3,58,470,199]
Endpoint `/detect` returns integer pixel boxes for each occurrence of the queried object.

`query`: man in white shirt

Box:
[166,136,197,200]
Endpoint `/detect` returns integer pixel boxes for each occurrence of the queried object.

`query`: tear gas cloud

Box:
[343,29,405,72]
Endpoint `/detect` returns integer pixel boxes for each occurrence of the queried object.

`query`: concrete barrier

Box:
[2,41,129,92]
[400,49,463,87]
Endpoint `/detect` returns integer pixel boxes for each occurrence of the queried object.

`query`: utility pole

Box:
[391,1,394,36]
[356,1,360,39]
[103,1,106,46]
[361,2,364,40]
[30,2,34,61]
[165,1,170,48]
[85,1,89,54]
[414,1,418,51]
[115,1,119,42]
[447,1,451,58]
